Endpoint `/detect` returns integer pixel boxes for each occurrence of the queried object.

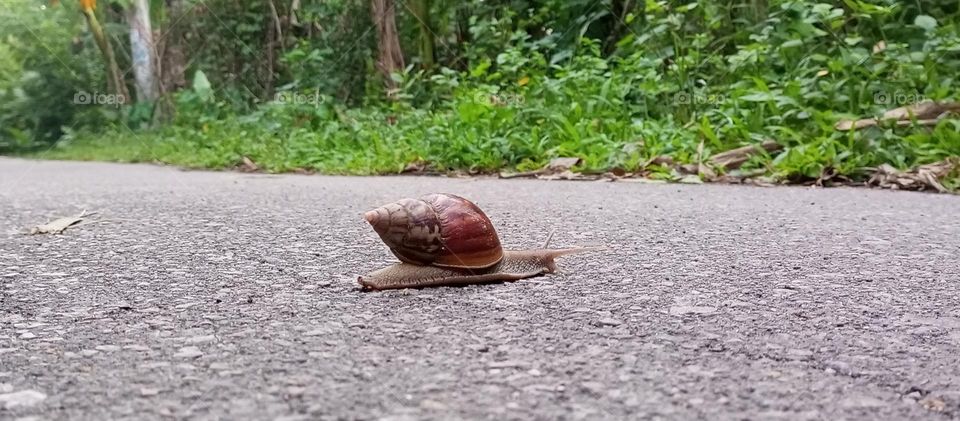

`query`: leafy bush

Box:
[0,0,111,151]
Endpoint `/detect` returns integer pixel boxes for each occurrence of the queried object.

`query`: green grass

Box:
[34,99,960,189]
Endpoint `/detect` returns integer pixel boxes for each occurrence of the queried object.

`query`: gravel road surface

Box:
[1,157,959,420]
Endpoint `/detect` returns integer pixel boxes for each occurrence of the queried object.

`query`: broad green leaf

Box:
[914,15,937,31]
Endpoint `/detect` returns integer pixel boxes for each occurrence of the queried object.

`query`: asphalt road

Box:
[1,157,959,420]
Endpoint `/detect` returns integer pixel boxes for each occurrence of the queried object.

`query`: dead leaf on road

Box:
[28,211,97,235]
[918,396,946,412]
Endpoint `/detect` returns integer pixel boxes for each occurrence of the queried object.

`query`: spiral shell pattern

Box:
[363,193,504,269]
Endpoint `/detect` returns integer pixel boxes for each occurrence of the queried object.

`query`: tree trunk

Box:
[79,0,128,100]
[126,0,158,102]
[265,0,286,100]
[454,3,471,70]
[155,0,187,121]
[370,0,404,95]
[159,0,187,94]
[603,0,637,55]
[410,0,434,70]
[265,1,276,99]
[750,0,768,24]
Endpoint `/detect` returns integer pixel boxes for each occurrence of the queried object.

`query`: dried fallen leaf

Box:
[708,140,782,170]
[815,166,852,187]
[239,156,259,172]
[617,178,668,184]
[872,40,886,54]
[497,171,531,179]
[645,155,674,168]
[546,157,582,172]
[918,396,946,412]
[835,101,960,131]
[536,170,598,181]
[695,139,709,177]
[679,164,699,174]
[867,157,958,193]
[835,119,879,131]
[499,157,583,179]
[29,211,95,235]
[402,160,428,173]
[882,101,960,121]
[744,177,778,187]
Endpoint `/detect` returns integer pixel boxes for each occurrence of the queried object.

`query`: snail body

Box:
[359,193,593,291]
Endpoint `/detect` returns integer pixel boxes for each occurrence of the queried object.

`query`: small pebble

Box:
[419,399,447,410]
[580,381,604,395]
[669,306,717,316]
[209,362,230,370]
[186,335,216,344]
[123,345,151,352]
[173,346,203,359]
[0,390,47,409]
[598,318,623,326]
[95,345,120,352]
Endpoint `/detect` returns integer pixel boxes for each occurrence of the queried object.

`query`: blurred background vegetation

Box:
[1,0,958,186]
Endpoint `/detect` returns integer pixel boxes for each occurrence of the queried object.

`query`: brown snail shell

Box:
[359,193,596,291]
[363,193,503,269]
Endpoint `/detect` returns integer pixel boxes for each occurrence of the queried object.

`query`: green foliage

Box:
[0,0,110,151]
[7,0,960,188]
[279,0,373,105]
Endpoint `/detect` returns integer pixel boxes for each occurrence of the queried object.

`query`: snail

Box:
[358,193,594,291]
